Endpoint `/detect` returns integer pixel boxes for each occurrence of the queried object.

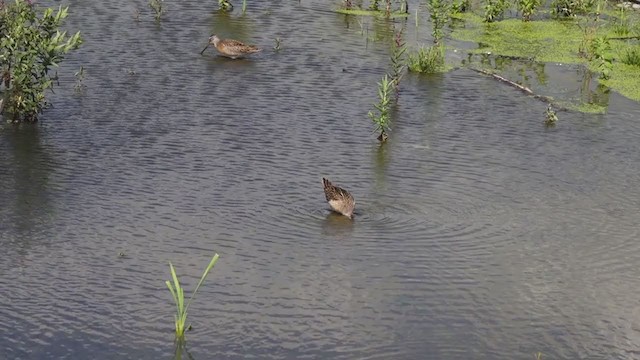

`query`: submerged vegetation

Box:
[544,104,558,126]
[0,0,82,123]
[149,0,166,22]
[166,254,220,338]
[219,0,233,12]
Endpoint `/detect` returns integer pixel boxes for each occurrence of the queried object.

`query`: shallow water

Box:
[2,1,640,359]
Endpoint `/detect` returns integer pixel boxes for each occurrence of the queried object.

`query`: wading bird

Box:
[200,35,261,59]
[322,178,355,219]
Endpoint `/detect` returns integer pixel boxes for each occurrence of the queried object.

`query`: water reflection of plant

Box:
[166,254,219,339]
[578,66,610,109]
[174,338,196,360]
[390,29,407,98]
[0,0,82,123]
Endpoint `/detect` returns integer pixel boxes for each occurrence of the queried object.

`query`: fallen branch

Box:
[468,67,569,111]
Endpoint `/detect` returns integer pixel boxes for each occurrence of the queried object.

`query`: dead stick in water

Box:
[468,67,569,111]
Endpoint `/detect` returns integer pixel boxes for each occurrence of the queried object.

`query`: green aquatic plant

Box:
[484,0,510,22]
[336,0,409,17]
[368,74,393,142]
[149,0,165,21]
[273,37,282,51]
[219,0,233,11]
[242,0,247,14]
[407,45,445,73]
[544,104,558,126]
[588,36,613,79]
[550,0,596,18]
[517,0,541,21]
[612,6,631,37]
[166,253,220,338]
[0,0,82,123]
[621,47,640,67]
[451,0,470,14]
[428,0,450,44]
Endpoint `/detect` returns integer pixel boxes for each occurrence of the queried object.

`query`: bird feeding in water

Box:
[200,35,262,59]
[322,178,355,219]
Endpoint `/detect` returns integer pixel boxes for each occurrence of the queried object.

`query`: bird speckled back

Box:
[322,178,355,218]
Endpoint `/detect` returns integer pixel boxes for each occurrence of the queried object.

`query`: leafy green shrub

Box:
[451,0,471,14]
[0,0,82,123]
[590,37,613,79]
[407,45,445,73]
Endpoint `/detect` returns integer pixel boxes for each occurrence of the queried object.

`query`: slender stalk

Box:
[166,254,220,338]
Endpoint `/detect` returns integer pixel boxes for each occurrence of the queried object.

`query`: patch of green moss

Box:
[561,101,608,113]
[335,8,409,18]
[599,63,640,102]
[451,14,591,63]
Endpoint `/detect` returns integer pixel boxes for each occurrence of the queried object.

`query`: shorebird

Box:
[200,34,261,59]
[322,178,355,219]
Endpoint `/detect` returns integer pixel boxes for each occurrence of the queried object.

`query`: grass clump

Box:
[166,253,220,338]
[621,47,640,66]
[407,45,445,73]
[368,74,393,142]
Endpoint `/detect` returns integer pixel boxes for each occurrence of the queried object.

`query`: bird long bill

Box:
[199,44,209,55]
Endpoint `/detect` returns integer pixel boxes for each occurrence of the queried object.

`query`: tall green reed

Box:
[166,253,220,338]
[368,74,393,142]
